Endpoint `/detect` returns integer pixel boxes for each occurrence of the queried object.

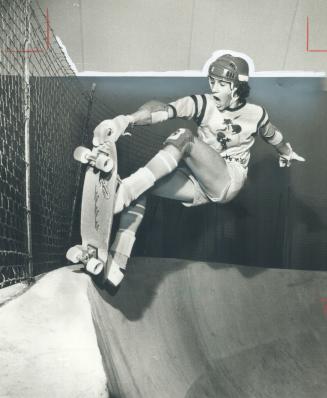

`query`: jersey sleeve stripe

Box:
[168,104,177,119]
[256,107,268,133]
[196,94,207,125]
[260,119,269,129]
[190,95,198,121]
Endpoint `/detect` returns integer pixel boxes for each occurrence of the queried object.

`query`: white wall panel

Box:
[80,0,195,71]
[34,0,327,73]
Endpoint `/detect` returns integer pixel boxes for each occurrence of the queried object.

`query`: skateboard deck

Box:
[66,140,117,279]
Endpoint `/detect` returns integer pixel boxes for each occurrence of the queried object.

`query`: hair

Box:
[235,81,250,101]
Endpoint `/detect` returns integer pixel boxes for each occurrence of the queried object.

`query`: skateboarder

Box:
[94,52,305,286]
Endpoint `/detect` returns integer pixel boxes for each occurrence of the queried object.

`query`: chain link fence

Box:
[0,0,109,287]
[1,0,29,287]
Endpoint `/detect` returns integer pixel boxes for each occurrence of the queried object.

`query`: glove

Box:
[279,143,306,168]
[93,115,133,146]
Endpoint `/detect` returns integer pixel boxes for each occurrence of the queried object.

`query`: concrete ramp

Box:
[0,266,108,398]
[89,258,327,398]
[1,259,327,397]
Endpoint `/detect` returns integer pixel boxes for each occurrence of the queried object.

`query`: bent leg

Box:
[111,195,147,270]
[106,195,147,286]
[114,128,232,213]
[151,166,215,207]
[184,138,230,200]
[114,128,191,213]
[150,168,196,203]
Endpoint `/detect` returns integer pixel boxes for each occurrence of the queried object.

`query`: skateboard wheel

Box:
[66,245,83,263]
[95,153,113,173]
[74,146,92,164]
[86,258,104,275]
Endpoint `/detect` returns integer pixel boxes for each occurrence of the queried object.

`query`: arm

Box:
[92,100,173,145]
[93,96,198,145]
[129,95,202,126]
[128,100,175,126]
[258,111,305,167]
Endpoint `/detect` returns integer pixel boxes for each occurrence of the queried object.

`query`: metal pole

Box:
[24,0,33,278]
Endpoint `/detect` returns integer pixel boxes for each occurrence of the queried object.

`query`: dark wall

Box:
[79,76,327,270]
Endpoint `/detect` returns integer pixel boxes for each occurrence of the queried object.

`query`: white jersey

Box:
[169,94,279,168]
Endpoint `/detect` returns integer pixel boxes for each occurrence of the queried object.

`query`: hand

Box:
[93,115,132,146]
[279,143,306,168]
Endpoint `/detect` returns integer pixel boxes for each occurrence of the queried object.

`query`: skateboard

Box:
[66,140,117,279]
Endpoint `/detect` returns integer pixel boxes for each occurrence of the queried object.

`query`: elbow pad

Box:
[267,129,283,145]
[260,122,283,145]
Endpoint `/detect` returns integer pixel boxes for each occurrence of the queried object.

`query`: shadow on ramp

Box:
[88,257,327,398]
[93,258,265,321]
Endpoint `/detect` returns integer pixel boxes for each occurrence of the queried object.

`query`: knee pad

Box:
[164,128,194,157]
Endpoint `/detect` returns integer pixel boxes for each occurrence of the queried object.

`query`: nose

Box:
[211,80,220,93]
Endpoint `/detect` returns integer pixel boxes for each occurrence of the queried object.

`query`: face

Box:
[208,75,237,110]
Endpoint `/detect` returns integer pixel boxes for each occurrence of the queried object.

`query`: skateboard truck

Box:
[66,244,104,275]
[74,146,114,173]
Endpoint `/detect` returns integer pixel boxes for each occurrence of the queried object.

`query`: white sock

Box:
[114,168,155,213]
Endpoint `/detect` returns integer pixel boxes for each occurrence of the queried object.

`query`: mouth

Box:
[214,96,224,108]
[214,97,228,111]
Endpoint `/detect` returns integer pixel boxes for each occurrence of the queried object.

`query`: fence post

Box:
[24,0,33,278]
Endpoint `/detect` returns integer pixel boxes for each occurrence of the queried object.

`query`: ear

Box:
[231,85,239,99]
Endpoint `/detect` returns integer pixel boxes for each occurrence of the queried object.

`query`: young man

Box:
[93,53,305,286]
